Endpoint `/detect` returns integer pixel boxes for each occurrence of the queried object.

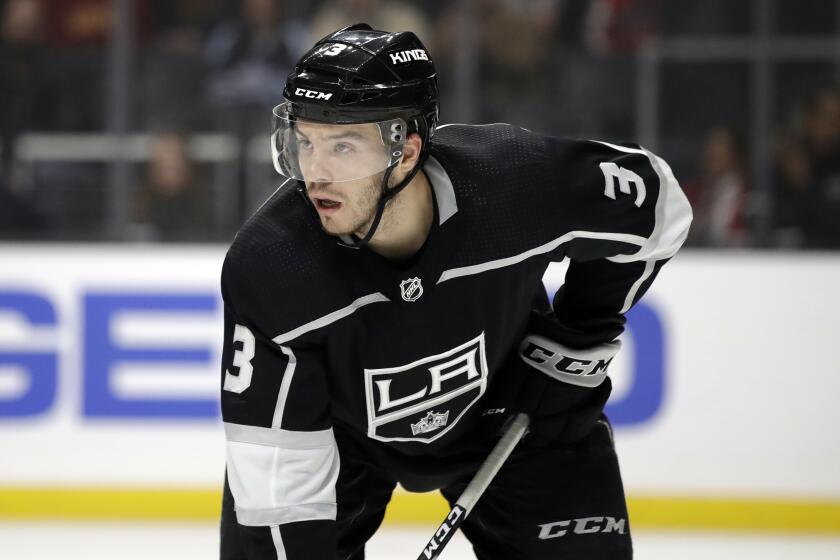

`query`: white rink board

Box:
[0,245,227,486]
[613,252,840,498]
[0,245,838,499]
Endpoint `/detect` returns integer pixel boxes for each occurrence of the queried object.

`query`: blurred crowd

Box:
[0,0,838,248]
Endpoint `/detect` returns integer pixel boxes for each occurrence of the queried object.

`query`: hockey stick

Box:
[416,412,530,560]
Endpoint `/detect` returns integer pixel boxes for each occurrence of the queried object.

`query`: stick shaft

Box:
[457,412,529,512]
[415,413,530,560]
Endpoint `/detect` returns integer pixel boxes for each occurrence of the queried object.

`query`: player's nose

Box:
[304,153,333,183]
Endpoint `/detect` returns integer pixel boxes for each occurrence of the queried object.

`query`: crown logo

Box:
[411,410,450,436]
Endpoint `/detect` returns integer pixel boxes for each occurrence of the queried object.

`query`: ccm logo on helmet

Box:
[390,49,429,65]
[294,88,333,100]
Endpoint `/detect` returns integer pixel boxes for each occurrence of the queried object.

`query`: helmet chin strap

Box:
[340,154,427,249]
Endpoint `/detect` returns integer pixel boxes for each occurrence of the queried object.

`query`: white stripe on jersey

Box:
[272,346,296,428]
[435,230,646,284]
[593,141,693,264]
[235,502,338,526]
[425,156,458,225]
[272,292,390,345]
[436,122,532,133]
[271,525,287,560]
[225,424,339,527]
[620,260,656,314]
[224,423,333,447]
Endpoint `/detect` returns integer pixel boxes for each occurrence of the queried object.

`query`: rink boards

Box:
[0,245,838,532]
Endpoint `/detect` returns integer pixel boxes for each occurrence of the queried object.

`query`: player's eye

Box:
[334,142,354,154]
[296,138,312,151]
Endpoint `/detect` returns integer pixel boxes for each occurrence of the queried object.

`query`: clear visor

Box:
[270,101,407,183]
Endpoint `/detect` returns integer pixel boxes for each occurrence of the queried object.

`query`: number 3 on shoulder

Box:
[224,324,255,393]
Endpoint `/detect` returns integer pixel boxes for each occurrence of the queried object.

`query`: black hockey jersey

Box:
[220,123,692,558]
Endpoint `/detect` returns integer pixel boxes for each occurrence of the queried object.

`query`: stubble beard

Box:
[317,172,394,238]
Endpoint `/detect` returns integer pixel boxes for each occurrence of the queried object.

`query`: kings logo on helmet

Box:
[389,48,429,65]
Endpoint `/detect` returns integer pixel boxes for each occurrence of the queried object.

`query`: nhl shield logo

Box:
[400,277,423,302]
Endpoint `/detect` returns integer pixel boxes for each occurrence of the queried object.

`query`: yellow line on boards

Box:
[1,488,840,534]
[628,495,840,534]
[0,488,222,520]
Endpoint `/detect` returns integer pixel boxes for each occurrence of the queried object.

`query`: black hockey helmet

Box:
[282,23,437,143]
[271,23,439,246]
[272,23,438,181]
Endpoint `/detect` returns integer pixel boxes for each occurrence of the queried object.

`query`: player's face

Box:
[296,121,389,236]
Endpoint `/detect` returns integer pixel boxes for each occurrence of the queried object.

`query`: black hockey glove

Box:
[512,311,621,446]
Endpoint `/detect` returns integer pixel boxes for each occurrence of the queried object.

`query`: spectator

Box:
[141,0,229,130]
[45,0,114,47]
[434,0,558,130]
[773,133,811,247]
[584,0,661,54]
[801,88,840,248]
[311,0,433,49]
[203,0,309,224]
[151,0,227,52]
[773,87,840,249]
[204,0,308,133]
[0,169,45,238]
[131,132,213,241]
[0,0,55,178]
[684,126,749,247]
[45,0,133,131]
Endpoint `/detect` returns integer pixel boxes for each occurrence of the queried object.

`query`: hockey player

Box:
[220,23,692,559]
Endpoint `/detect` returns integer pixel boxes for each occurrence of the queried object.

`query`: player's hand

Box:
[511,312,621,446]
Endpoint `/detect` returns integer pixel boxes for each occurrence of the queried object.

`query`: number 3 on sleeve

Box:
[224,324,255,393]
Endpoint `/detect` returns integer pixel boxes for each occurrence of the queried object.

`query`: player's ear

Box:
[398,132,423,172]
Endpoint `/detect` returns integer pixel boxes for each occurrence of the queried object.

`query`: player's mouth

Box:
[311,195,343,215]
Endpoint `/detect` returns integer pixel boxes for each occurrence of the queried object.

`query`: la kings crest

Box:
[364,333,488,443]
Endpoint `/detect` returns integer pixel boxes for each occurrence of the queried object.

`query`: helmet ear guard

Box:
[379,120,406,162]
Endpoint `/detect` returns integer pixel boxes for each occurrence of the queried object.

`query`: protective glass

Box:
[270,102,407,183]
